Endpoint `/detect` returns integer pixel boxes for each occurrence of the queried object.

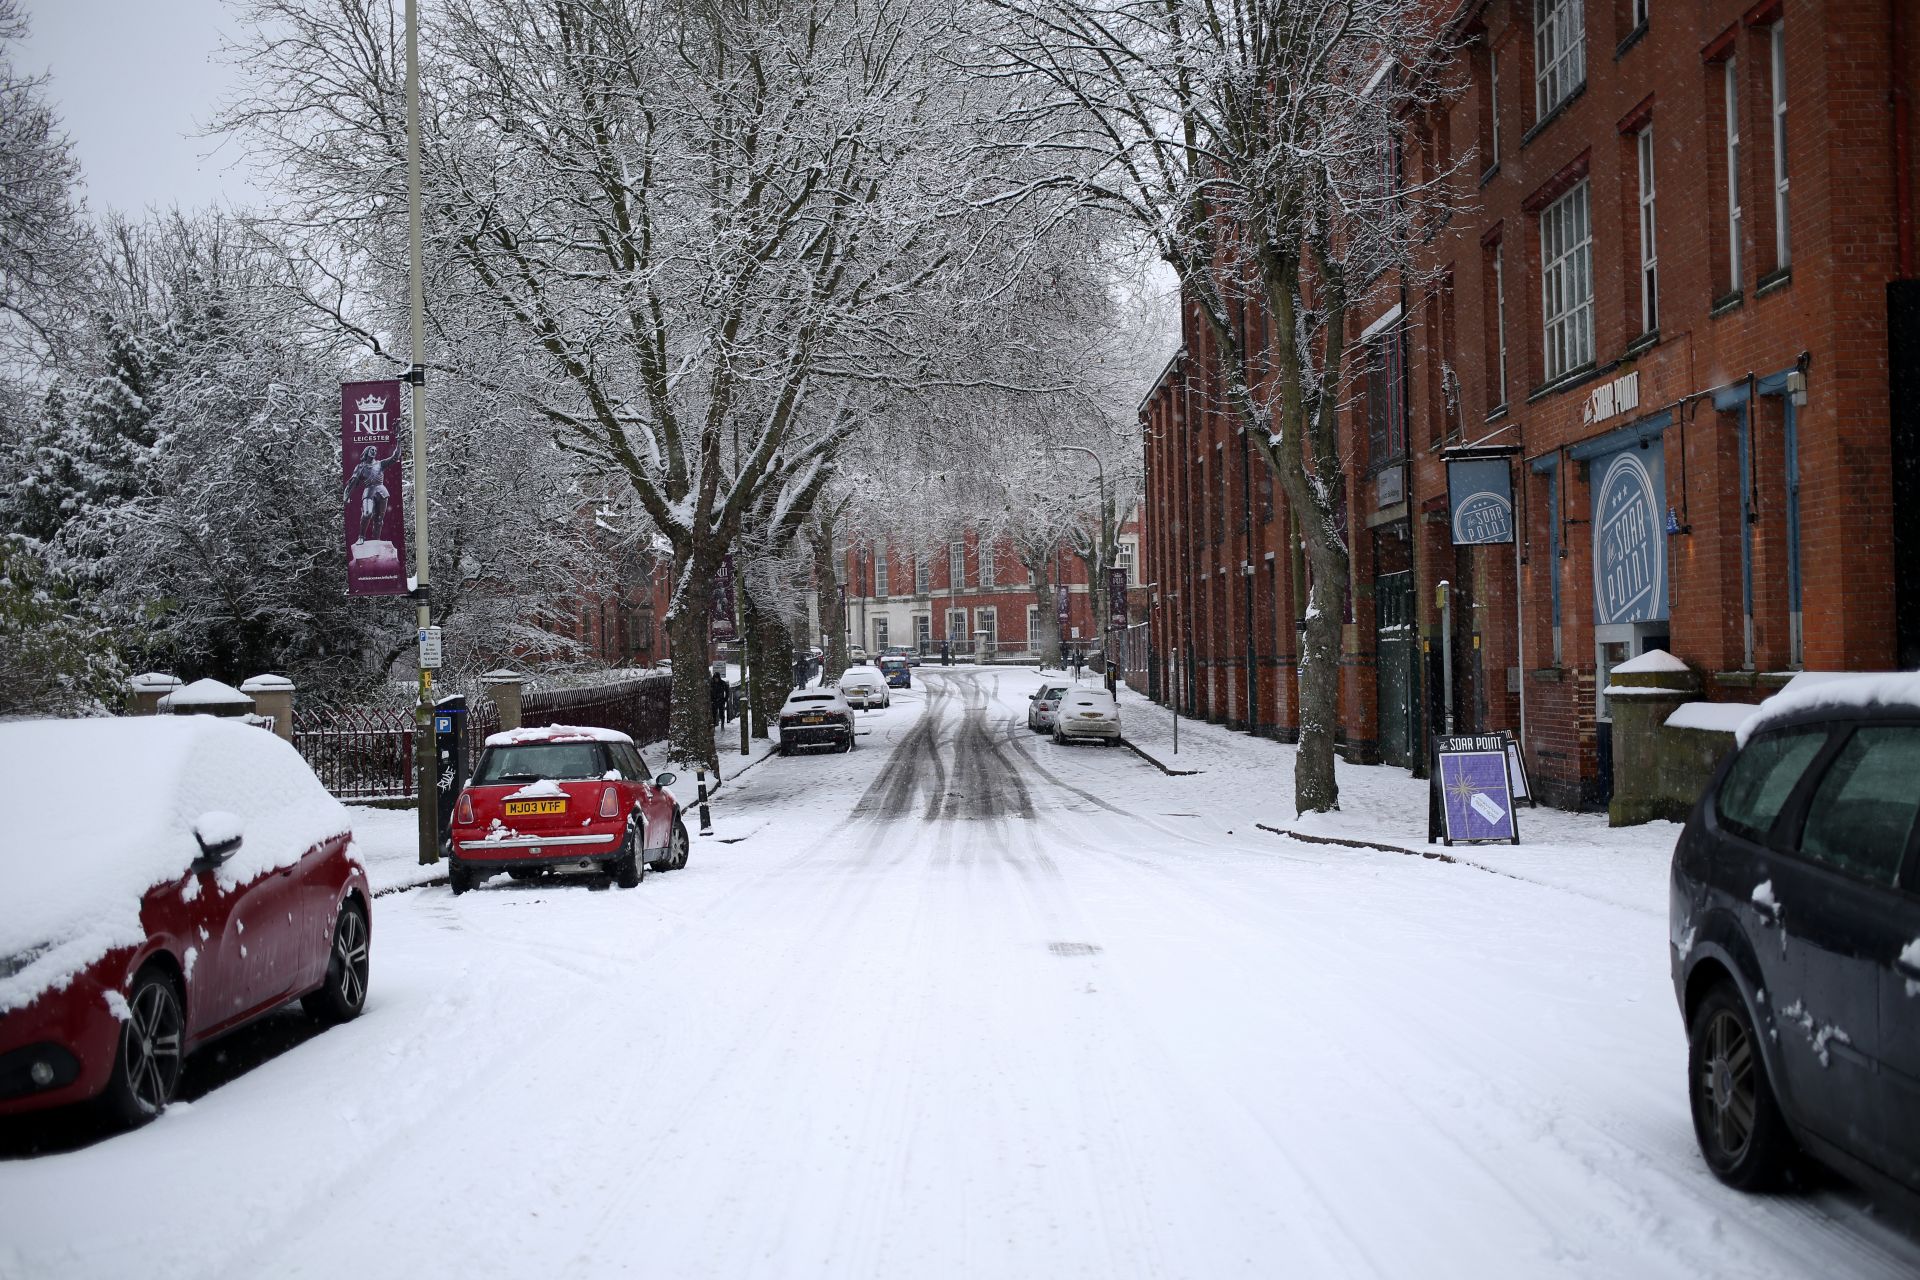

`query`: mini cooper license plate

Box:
[802,714,826,724]
[504,798,567,816]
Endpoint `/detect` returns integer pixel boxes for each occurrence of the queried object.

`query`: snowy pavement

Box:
[5,667,1919,1278]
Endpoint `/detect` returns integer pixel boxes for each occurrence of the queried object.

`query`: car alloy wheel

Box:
[104,968,184,1125]
[305,901,370,1024]
[1687,982,1793,1189]
[671,819,690,870]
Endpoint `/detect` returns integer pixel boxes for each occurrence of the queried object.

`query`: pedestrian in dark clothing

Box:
[792,657,809,689]
[940,640,952,667]
[710,668,729,724]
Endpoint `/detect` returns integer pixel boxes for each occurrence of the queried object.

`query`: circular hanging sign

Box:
[1592,451,1664,624]
[1452,490,1514,544]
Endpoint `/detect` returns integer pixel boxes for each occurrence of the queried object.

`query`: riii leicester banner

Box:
[342,380,408,596]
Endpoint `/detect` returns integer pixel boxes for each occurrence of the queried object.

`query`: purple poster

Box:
[710,554,736,641]
[1056,583,1070,626]
[1437,749,1518,843]
[1107,566,1129,629]
[342,380,407,596]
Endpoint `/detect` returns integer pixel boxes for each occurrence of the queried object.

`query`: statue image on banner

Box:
[341,380,409,596]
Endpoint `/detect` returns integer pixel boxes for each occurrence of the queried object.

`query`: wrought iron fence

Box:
[291,702,418,803]
[520,671,672,746]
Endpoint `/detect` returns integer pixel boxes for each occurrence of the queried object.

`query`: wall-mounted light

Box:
[1785,368,1808,408]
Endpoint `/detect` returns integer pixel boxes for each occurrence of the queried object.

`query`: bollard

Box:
[696,768,712,834]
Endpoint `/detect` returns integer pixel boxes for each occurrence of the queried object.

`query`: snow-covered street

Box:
[4,666,1918,1279]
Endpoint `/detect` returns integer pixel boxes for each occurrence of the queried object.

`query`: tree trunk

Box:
[666,596,719,773]
[1025,558,1060,669]
[744,584,789,735]
[812,519,849,684]
[1295,542,1345,814]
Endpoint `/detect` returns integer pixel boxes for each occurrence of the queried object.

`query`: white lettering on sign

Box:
[1581,371,1641,427]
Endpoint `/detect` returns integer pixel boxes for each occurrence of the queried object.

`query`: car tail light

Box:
[599,786,620,818]
[453,792,474,826]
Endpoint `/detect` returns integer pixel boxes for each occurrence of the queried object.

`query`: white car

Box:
[1053,686,1120,745]
[1026,682,1071,732]
[837,664,891,709]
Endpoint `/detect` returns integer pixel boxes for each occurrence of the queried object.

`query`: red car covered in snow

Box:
[0,717,371,1127]
[447,725,689,893]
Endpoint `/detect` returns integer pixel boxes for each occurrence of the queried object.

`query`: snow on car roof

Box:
[0,716,353,1015]
[1735,671,1920,746]
[839,665,882,678]
[483,724,636,748]
[785,690,843,703]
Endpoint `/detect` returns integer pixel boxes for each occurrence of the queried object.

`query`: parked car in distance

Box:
[1053,687,1120,745]
[1669,673,1920,1206]
[1027,682,1072,732]
[838,664,892,710]
[778,688,855,754]
[0,717,371,1127]
[848,646,869,663]
[448,725,687,893]
[880,655,912,689]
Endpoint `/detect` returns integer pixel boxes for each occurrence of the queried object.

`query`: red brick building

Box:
[841,518,1143,659]
[1142,0,1919,808]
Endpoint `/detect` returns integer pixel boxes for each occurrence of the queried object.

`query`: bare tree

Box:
[987,0,1458,812]
[0,0,90,362]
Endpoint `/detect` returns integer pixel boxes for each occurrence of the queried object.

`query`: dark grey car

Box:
[1669,684,1920,1207]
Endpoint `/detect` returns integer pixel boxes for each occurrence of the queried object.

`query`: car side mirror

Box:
[1029,690,1040,700]
[653,772,678,789]
[192,811,243,869]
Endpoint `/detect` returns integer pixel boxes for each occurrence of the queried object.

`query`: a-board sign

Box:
[1427,733,1521,846]
[1503,730,1534,807]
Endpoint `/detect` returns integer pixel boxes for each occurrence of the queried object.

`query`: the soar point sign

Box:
[1446,457,1514,546]
[1591,446,1667,624]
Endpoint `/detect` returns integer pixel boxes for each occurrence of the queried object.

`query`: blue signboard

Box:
[1590,445,1668,624]
[1447,458,1515,545]
[1427,732,1521,845]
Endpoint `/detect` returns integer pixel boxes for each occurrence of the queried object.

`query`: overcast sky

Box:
[20,0,265,218]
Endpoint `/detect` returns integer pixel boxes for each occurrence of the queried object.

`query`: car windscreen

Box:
[1042,686,1069,700]
[473,742,606,784]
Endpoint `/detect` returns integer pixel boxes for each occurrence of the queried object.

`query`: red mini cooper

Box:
[447,725,688,893]
[0,717,370,1127]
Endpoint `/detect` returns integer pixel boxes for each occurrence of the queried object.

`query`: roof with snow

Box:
[483,724,636,748]
[1736,672,1920,746]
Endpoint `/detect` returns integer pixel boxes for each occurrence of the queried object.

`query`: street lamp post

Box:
[404,0,436,866]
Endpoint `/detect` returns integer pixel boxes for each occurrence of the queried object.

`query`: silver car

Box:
[837,663,891,709]
[1026,682,1071,732]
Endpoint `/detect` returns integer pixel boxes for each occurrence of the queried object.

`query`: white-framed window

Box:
[1026,605,1042,646]
[1493,243,1510,401]
[979,544,997,589]
[1725,54,1743,290]
[1488,47,1501,170]
[914,615,930,650]
[1116,541,1136,584]
[1770,22,1790,269]
[1539,180,1594,379]
[1533,0,1585,118]
[875,556,889,598]
[978,607,998,651]
[945,608,967,643]
[872,617,888,651]
[949,540,965,589]
[915,559,930,595]
[1636,126,1659,333]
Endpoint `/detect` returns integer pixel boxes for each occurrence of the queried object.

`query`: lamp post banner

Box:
[711,554,736,641]
[341,380,408,596]
[1056,583,1070,627]
[1108,567,1129,629]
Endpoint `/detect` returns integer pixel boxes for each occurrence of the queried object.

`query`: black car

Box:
[1669,678,1920,1207]
[776,689,855,754]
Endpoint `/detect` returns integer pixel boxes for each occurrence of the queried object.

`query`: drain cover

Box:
[1048,942,1102,957]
